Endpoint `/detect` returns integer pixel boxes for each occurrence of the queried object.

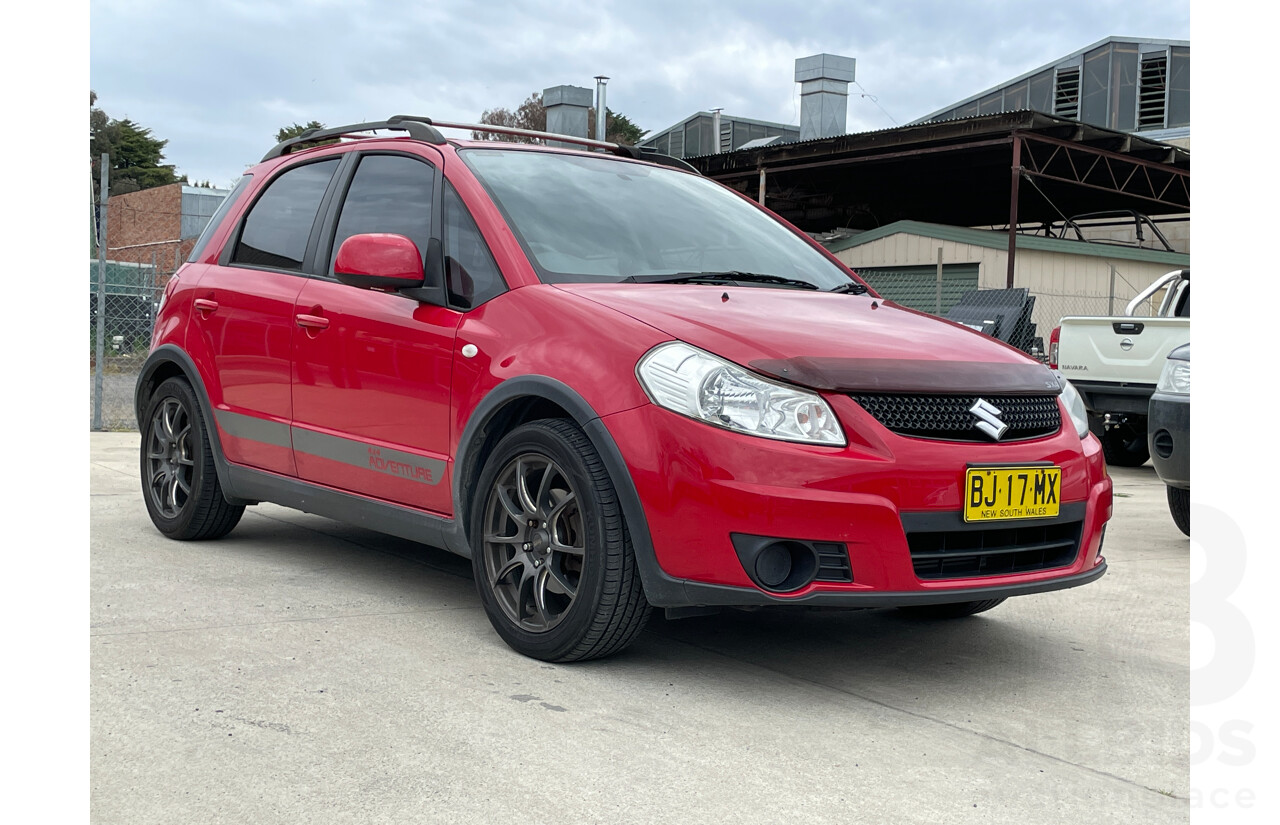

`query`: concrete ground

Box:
[91,432,1188,824]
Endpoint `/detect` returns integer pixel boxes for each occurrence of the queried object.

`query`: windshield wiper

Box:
[828,281,869,295]
[619,271,821,290]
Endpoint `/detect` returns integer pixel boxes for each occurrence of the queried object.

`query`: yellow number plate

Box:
[964,465,1061,523]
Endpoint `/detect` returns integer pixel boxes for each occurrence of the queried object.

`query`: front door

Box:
[290,151,461,514]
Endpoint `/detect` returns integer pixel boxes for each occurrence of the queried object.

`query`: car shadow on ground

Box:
[213,507,1078,700]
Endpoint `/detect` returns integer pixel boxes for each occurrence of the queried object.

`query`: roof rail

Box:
[389,115,699,174]
[260,115,698,174]
[261,118,447,161]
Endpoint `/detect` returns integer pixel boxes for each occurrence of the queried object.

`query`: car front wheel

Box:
[470,419,650,662]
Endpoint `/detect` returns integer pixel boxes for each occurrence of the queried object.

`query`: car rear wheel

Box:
[897,598,1007,619]
[140,377,244,540]
[470,419,651,662]
[1167,486,1190,536]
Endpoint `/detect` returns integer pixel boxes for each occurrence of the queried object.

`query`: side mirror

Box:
[333,233,425,290]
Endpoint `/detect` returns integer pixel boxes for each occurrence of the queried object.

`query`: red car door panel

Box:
[192,156,342,476]
[289,150,460,514]
[291,281,460,513]
[191,266,305,476]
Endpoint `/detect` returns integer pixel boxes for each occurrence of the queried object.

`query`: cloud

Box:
[90,0,1189,184]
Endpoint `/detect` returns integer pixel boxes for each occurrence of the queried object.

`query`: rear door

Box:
[290,150,462,514]
[191,156,343,475]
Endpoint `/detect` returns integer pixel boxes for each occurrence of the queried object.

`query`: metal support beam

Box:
[705,137,1014,181]
[94,154,108,431]
[1006,135,1021,289]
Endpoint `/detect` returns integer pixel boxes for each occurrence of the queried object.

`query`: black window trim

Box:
[219,154,349,278]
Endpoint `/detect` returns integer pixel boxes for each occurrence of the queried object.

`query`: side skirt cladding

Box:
[223,464,467,556]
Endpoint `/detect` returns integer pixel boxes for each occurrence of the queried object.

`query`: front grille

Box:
[905,518,1083,580]
[851,393,1061,442]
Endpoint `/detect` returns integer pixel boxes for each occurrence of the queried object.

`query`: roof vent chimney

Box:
[544,85,593,148]
[794,54,856,140]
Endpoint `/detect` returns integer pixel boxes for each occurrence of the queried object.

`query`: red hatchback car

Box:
[136,116,1111,661]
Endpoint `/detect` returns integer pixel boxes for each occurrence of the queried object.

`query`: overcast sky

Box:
[90,0,1189,188]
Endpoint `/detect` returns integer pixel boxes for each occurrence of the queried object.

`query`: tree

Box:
[474,92,646,146]
[591,108,646,146]
[473,93,546,142]
[90,90,182,196]
[275,120,327,143]
[273,120,339,151]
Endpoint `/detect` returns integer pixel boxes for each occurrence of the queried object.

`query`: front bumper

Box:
[599,395,1112,607]
[1148,392,1189,489]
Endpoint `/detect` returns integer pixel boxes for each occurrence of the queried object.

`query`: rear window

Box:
[232,159,340,271]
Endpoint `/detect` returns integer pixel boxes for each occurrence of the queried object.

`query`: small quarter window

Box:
[442,182,506,309]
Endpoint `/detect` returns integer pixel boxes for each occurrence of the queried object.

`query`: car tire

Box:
[1167,486,1190,536]
[1092,418,1150,467]
[470,419,651,662]
[897,598,1007,619]
[139,377,245,540]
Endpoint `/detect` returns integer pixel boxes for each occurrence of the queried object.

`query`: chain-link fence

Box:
[91,155,203,430]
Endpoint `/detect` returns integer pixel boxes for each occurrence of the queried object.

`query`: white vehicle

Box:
[1050,269,1190,466]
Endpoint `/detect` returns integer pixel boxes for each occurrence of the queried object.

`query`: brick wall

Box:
[104,184,194,283]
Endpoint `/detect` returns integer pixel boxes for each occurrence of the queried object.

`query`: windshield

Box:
[460,148,855,289]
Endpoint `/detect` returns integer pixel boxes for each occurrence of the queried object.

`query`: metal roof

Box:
[824,220,1191,267]
[911,36,1192,125]
[687,110,1190,232]
[638,111,798,145]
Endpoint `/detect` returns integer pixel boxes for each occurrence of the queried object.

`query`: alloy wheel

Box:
[481,454,585,632]
[145,397,195,519]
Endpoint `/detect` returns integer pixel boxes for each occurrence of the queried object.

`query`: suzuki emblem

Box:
[970,398,1009,441]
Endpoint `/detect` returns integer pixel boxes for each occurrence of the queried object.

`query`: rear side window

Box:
[187,175,252,263]
[330,154,435,273]
[232,159,340,271]
[442,181,506,309]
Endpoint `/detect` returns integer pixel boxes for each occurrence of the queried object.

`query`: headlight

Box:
[637,342,846,446]
[1055,372,1090,439]
[1157,359,1190,395]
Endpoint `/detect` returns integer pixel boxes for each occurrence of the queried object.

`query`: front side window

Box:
[329,154,436,273]
[460,148,850,289]
[232,159,340,271]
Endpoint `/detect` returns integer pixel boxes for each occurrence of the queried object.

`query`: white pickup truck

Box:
[1050,269,1190,466]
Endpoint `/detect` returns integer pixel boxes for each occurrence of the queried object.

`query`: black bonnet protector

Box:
[747,357,1063,395]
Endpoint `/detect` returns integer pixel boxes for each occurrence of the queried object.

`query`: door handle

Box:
[193,298,219,317]
[295,313,330,331]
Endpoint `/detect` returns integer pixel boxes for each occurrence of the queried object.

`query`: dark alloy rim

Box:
[146,397,195,519]
[481,454,585,632]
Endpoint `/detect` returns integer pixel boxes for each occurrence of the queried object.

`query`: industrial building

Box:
[671,41,1190,337]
